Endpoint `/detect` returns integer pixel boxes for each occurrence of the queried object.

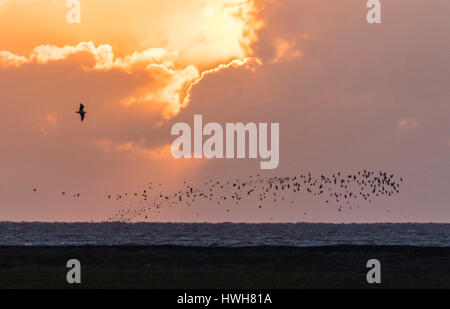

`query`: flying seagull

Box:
[76,103,86,122]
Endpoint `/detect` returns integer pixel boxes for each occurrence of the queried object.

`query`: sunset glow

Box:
[0,0,449,223]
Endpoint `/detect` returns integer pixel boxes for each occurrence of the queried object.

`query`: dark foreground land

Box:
[0,246,449,288]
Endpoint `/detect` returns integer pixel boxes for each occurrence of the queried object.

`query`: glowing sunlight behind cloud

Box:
[0,0,264,119]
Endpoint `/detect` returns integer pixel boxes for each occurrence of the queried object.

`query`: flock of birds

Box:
[31,105,403,222]
[105,170,402,222]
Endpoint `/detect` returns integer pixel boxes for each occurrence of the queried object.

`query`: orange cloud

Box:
[96,139,173,160]
[0,41,259,120]
[0,0,265,120]
[0,51,27,67]
[270,38,302,64]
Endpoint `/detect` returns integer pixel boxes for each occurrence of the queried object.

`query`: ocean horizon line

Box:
[1,221,450,225]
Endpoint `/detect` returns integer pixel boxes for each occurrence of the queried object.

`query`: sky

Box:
[0,0,448,223]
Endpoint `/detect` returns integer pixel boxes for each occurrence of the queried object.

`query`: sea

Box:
[0,222,449,247]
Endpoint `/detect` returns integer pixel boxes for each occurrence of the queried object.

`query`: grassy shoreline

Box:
[0,245,449,288]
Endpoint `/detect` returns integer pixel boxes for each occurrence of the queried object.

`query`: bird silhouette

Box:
[76,103,86,122]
